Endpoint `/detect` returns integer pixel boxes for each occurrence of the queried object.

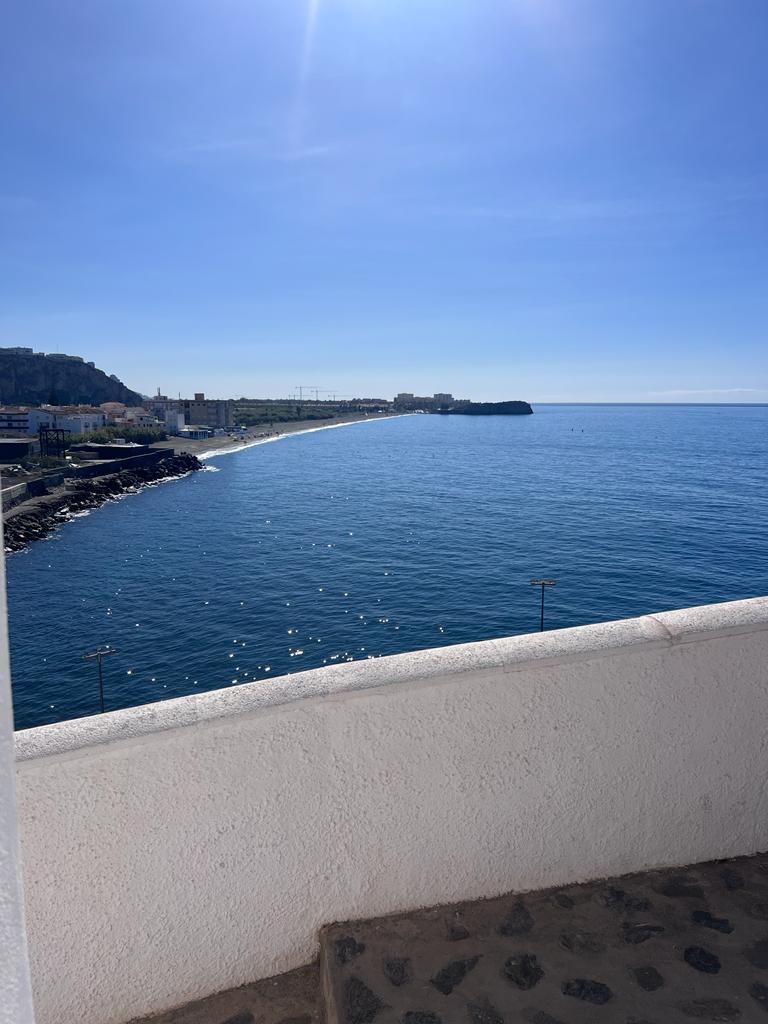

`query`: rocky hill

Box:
[438,400,534,415]
[0,348,143,406]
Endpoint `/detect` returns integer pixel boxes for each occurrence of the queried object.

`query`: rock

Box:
[0,349,142,406]
[430,957,480,995]
[560,931,606,954]
[447,913,470,941]
[3,454,202,552]
[552,892,574,909]
[498,901,534,936]
[383,957,411,987]
[335,936,366,965]
[601,888,651,912]
[343,977,384,1024]
[403,1014,441,1024]
[502,954,544,990]
[684,946,720,974]
[720,869,744,890]
[221,1014,254,1024]
[561,978,613,1004]
[692,910,733,933]
[467,1000,505,1024]
[632,966,664,991]
[750,982,768,1013]
[660,876,704,899]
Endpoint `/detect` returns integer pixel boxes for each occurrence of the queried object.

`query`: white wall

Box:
[0,519,36,1023]
[15,596,768,1024]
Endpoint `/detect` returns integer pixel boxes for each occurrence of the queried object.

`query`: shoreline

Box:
[2,414,404,552]
[3,453,202,553]
[166,411,404,460]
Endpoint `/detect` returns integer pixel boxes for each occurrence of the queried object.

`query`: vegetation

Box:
[233,403,338,427]
[66,426,168,446]
[19,455,69,471]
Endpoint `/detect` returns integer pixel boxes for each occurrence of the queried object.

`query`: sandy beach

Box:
[164,411,401,459]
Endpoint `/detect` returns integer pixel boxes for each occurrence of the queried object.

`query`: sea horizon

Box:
[7,403,768,730]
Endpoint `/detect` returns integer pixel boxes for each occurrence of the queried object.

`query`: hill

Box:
[438,400,533,415]
[0,348,143,407]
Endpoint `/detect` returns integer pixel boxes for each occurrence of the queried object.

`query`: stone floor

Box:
[133,963,320,1024]
[133,853,768,1024]
[320,853,768,1023]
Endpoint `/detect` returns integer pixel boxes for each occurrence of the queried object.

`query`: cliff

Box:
[0,348,143,406]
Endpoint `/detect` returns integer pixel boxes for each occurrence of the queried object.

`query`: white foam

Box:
[199,415,411,461]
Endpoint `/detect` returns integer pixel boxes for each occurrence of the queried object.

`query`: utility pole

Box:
[82,647,117,714]
[530,579,557,632]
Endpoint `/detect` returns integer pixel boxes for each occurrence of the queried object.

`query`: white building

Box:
[0,408,55,435]
[116,408,160,428]
[164,410,185,435]
[177,425,212,440]
[50,409,106,434]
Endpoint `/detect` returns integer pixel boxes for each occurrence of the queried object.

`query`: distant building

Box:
[100,402,127,419]
[117,408,161,428]
[0,407,55,436]
[148,394,233,429]
[0,437,38,462]
[0,404,108,437]
[393,392,459,411]
[178,426,212,440]
[164,410,186,435]
[48,407,107,435]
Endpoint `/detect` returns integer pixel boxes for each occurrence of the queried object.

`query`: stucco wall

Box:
[0,517,36,1023]
[14,596,768,1024]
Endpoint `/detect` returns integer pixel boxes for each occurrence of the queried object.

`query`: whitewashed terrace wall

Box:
[0,518,35,1024]
[15,596,768,1024]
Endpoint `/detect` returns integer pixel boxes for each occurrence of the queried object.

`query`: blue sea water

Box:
[6,405,768,730]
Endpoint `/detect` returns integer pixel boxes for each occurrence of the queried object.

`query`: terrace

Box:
[2,586,768,1023]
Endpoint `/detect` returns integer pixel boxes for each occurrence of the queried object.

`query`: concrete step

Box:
[319,853,768,1024]
[130,962,321,1024]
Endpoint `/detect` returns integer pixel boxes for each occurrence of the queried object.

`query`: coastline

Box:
[3,453,201,553]
[2,413,404,552]
[168,411,405,460]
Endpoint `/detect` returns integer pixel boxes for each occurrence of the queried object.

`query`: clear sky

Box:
[1,0,766,402]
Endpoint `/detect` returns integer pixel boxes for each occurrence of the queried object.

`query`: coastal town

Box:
[0,346,533,551]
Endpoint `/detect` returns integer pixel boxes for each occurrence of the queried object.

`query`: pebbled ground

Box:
[320,853,768,1024]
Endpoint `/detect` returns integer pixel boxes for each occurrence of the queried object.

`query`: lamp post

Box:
[530,579,557,632]
[82,647,116,714]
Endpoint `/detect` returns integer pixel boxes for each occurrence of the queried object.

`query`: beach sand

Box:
[162,411,400,459]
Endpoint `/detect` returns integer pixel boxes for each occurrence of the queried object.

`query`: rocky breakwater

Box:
[3,453,201,552]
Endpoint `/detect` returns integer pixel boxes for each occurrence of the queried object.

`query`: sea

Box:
[6,404,768,731]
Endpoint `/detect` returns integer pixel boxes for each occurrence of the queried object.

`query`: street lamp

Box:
[530,579,557,632]
[82,647,116,714]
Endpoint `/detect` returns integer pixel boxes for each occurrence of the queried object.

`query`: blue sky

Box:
[1,0,766,402]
